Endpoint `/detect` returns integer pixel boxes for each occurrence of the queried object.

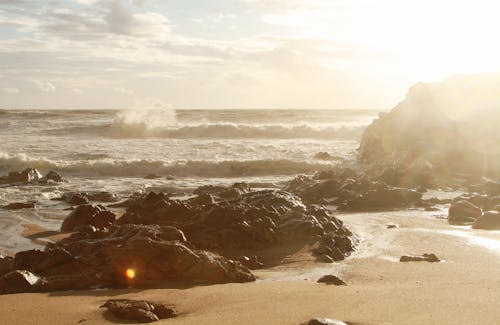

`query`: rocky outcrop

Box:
[117,189,356,262]
[359,75,500,179]
[0,224,255,294]
[283,171,422,211]
[101,299,176,323]
[60,205,116,232]
[0,168,64,185]
[53,191,119,205]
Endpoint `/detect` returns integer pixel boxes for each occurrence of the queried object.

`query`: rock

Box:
[101,299,176,323]
[144,174,162,180]
[448,200,482,225]
[14,248,78,276]
[307,318,348,325]
[386,224,398,229]
[238,255,264,270]
[0,168,42,185]
[472,211,500,230]
[40,171,64,183]
[317,274,346,286]
[314,152,334,160]
[400,253,441,263]
[67,193,90,205]
[339,186,422,211]
[0,256,13,276]
[359,76,500,178]
[316,254,334,263]
[0,270,43,294]
[3,202,36,210]
[60,205,116,232]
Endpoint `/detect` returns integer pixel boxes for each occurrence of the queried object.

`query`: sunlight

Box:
[125,268,136,280]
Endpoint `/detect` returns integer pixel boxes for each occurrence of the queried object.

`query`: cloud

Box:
[113,86,134,95]
[3,87,20,93]
[33,80,56,92]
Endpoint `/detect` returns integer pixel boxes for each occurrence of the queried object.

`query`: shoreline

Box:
[1,208,499,324]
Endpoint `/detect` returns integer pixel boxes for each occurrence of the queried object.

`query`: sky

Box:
[1,0,500,109]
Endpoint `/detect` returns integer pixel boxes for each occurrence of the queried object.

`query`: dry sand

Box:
[1,210,500,324]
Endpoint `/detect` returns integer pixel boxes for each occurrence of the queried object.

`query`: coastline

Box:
[1,209,499,324]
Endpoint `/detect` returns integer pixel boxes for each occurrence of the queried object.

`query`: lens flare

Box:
[125,268,136,280]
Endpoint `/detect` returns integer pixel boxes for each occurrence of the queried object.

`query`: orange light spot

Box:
[125,268,136,280]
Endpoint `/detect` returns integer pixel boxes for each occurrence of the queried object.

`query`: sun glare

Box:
[125,268,136,280]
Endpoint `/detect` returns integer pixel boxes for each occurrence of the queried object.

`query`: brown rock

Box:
[101,299,176,323]
[400,253,441,263]
[317,274,346,286]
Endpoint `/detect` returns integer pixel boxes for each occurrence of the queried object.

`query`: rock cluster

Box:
[283,169,422,211]
[0,184,356,294]
[0,168,63,185]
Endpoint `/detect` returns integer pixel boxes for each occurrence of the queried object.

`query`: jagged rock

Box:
[317,274,346,286]
[61,205,116,232]
[472,211,500,230]
[0,270,43,294]
[338,186,422,211]
[316,254,334,263]
[40,171,64,183]
[0,168,42,185]
[400,253,441,263]
[101,299,176,323]
[3,202,36,210]
[448,200,482,225]
[14,248,78,276]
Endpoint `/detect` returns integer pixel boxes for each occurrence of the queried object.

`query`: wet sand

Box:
[1,210,500,324]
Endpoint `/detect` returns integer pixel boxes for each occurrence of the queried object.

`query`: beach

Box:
[1,208,499,324]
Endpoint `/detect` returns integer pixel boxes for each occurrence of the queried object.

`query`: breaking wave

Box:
[0,152,335,178]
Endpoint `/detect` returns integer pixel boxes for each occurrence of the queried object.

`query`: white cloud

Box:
[113,86,134,95]
[33,80,56,92]
[3,87,20,94]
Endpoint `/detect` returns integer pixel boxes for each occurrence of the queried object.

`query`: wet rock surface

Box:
[400,253,441,263]
[0,168,64,185]
[472,211,500,230]
[101,299,176,323]
[284,170,422,211]
[118,188,356,263]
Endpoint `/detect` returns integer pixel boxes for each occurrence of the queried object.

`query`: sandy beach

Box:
[1,209,499,325]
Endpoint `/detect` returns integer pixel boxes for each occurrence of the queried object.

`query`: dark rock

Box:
[314,152,334,160]
[3,202,36,210]
[0,168,42,185]
[101,299,176,323]
[0,256,13,276]
[0,270,43,294]
[400,253,441,263]
[317,274,346,286]
[14,248,78,276]
[61,205,116,232]
[67,193,89,205]
[448,200,482,225]
[472,211,500,230]
[386,224,398,229]
[144,174,162,179]
[40,171,64,183]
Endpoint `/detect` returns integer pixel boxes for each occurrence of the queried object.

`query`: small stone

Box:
[400,253,441,263]
[317,275,346,286]
[101,299,176,323]
[307,318,348,325]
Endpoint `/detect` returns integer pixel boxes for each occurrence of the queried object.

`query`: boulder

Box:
[472,211,500,230]
[448,200,482,225]
[61,205,116,232]
[101,299,176,323]
[0,270,43,294]
[40,171,64,183]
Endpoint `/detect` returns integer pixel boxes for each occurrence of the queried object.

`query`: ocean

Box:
[0,108,379,253]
